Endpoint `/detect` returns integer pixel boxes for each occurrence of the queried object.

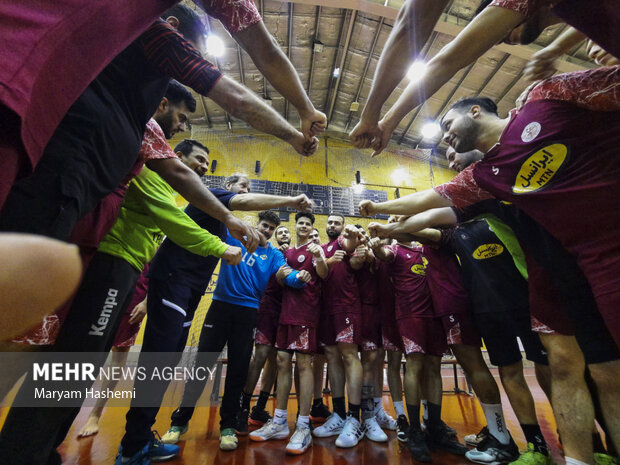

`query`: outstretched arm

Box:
[524,27,586,81]
[359,189,453,218]
[208,76,318,156]
[368,207,457,238]
[229,193,314,212]
[370,6,525,155]
[350,0,448,148]
[234,21,327,139]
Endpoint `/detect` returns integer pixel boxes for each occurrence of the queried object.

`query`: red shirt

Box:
[0,0,260,171]
[258,276,283,317]
[321,237,361,314]
[423,245,472,318]
[375,260,397,326]
[388,244,434,320]
[357,259,379,307]
[436,66,620,303]
[280,243,321,327]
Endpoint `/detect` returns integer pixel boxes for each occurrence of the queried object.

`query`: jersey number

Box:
[242,252,256,267]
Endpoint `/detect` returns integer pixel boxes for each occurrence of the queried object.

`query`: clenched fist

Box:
[296,270,312,283]
[290,194,315,212]
[222,245,243,265]
[332,249,346,263]
[368,221,391,239]
[359,200,377,217]
[307,242,324,258]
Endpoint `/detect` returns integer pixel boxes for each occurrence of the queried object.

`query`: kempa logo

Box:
[88,288,119,336]
[473,244,504,259]
[512,143,568,194]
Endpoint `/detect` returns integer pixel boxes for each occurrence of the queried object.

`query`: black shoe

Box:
[408,429,432,463]
[249,406,272,426]
[236,409,249,435]
[426,428,468,456]
[310,402,331,423]
[397,415,409,443]
[422,419,457,439]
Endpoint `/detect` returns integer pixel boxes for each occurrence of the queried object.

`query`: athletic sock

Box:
[422,399,429,421]
[312,398,324,408]
[520,423,548,455]
[241,391,252,411]
[297,415,310,428]
[333,397,346,419]
[348,403,361,421]
[592,432,606,454]
[565,458,589,465]
[480,402,511,445]
[393,401,406,417]
[361,385,374,420]
[274,408,288,425]
[374,397,383,414]
[255,390,270,411]
[426,402,442,434]
[406,404,421,432]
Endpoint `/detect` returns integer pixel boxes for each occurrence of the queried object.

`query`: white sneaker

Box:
[285,424,312,455]
[161,425,188,444]
[363,417,388,442]
[313,412,345,438]
[249,419,290,442]
[375,408,398,431]
[335,416,364,448]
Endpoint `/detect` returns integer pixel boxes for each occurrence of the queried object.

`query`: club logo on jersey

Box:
[513,143,568,194]
[472,243,504,259]
[327,245,333,252]
[521,121,541,142]
[411,257,428,276]
[298,255,306,263]
[260,254,268,260]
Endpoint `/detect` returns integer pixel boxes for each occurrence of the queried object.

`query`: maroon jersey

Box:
[376,260,397,326]
[321,237,361,314]
[423,245,472,318]
[388,243,434,320]
[357,259,379,307]
[258,276,283,317]
[279,243,321,327]
[472,100,620,319]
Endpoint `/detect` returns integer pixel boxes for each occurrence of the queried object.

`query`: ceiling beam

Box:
[495,67,525,105]
[433,61,476,119]
[474,53,509,95]
[344,16,385,133]
[326,10,357,122]
[285,3,294,121]
[306,6,322,99]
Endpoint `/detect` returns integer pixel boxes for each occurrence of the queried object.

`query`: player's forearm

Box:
[349,255,365,270]
[315,259,329,279]
[147,158,235,225]
[230,193,294,211]
[361,0,447,123]
[374,190,452,216]
[236,22,315,118]
[208,75,300,143]
[371,245,392,262]
[545,27,586,56]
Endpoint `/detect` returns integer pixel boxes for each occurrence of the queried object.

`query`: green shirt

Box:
[98,167,228,271]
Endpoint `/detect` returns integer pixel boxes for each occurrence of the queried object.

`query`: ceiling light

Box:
[407,60,428,83]
[206,35,224,57]
[421,122,442,140]
[391,168,407,185]
[333,67,341,78]
[350,101,360,112]
[313,41,324,53]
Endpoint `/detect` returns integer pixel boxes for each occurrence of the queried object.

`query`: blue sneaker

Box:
[114,435,180,465]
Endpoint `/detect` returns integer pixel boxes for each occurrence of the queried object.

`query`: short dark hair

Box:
[295,212,315,224]
[174,139,209,157]
[166,80,196,113]
[258,210,281,226]
[162,5,206,46]
[226,174,249,186]
[449,97,498,116]
[313,228,320,233]
[354,224,364,229]
[327,213,345,223]
[474,0,493,17]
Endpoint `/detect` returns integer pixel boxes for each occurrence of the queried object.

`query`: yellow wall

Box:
[137,132,456,346]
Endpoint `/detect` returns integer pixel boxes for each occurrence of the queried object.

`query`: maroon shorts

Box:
[398,317,447,356]
[275,324,317,353]
[331,312,363,346]
[255,310,280,347]
[441,313,481,347]
[382,325,403,352]
[361,304,382,351]
[113,272,149,348]
[526,256,573,336]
